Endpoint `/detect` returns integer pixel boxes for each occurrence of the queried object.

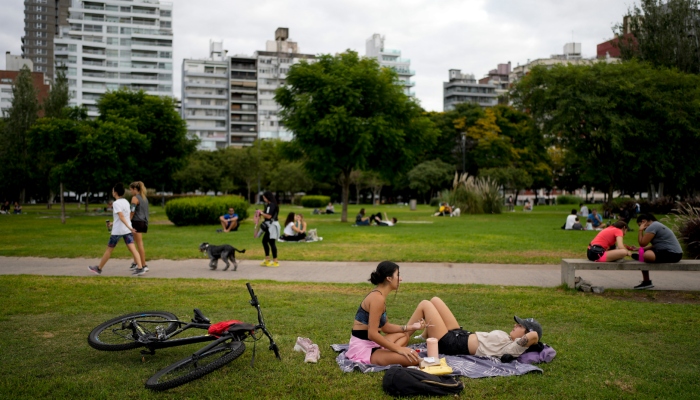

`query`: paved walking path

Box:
[1,257,699,291]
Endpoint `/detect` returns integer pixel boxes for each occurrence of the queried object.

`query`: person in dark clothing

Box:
[260,191,280,267]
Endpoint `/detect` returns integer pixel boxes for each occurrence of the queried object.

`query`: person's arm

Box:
[615,235,632,255]
[365,297,421,363]
[261,206,273,219]
[130,196,139,220]
[299,221,307,234]
[515,331,540,347]
[116,211,136,233]
[638,221,655,248]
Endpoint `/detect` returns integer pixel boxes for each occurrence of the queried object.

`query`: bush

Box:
[452,184,483,214]
[146,194,200,206]
[300,195,330,208]
[666,203,700,260]
[602,197,637,213]
[646,197,677,215]
[478,178,502,214]
[557,195,583,205]
[429,197,441,207]
[165,196,249,227]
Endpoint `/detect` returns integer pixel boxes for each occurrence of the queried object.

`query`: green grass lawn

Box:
[1,203,618,264]
[0,276,698,399]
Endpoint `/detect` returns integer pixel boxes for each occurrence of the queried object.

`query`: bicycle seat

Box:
[192,308,211,324]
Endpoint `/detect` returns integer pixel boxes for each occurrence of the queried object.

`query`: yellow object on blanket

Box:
[420,357,453,376]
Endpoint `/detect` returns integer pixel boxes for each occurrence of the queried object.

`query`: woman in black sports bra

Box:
[345,261,425,366]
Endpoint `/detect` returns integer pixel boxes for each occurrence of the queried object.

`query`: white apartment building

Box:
[443,69,498,111]
[53,0,174,116]
[509,43,618,84]
[255,28,315,140]
[181,41,230,150]
[365,33,415,97]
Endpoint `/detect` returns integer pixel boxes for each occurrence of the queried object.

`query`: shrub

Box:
[146,194,200,206]
[429,197,441,207]
[602,197,637,213]
[300,195,330,208]
[478,177,503,214]
[647,197,678,215]
[165,196,249,227]
[557,195,584,205]
[665,202,700,259]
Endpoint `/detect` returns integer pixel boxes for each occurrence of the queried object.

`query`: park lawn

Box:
[0,276,698,399]
[0,204,614,264]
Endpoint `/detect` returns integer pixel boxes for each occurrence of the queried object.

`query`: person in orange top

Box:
[587,220,633,262]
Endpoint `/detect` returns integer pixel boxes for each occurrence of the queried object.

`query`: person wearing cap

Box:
[404,297,542,357]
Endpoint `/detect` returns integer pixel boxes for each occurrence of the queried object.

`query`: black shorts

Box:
[438,329,471,356]
[587,245,605,261]
[132,220,148,233]
[650,249,682,263]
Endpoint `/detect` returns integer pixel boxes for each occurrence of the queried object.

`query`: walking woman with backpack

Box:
[260,191,281,267]
[129,181,149,272]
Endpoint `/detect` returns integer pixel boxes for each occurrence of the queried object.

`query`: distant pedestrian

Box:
[129,181,149,272]
[260,191,280,267]
[88,183,145,276]
[506,196,514,212]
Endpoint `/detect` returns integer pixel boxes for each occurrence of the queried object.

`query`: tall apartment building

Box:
[256,28,315,140]
[52,0,174,116]
[229,54,258,144]
[365,33,415,97]
[22,0,70,80]
[478,62,511,103]
[443,69,497,111]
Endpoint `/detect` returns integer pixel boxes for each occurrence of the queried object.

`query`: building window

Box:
[201,99,210,105]
[160,21,171,28]
[106,26,118,33]
[34,22,46,29]
[160,10,171,17]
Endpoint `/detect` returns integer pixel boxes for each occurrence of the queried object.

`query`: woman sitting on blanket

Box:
[346,261,426,367]
[407,297,542,358]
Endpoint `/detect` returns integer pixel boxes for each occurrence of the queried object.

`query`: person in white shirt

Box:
[88,183,146,276]
[579,203,589,217]
[404,297,542,358]
[564,209,578,229]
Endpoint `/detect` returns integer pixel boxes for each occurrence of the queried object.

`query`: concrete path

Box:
[1,257,699,291]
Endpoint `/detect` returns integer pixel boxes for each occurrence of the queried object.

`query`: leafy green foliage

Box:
[300,195,331,208]
[407,159,455,203]
[276,51,438,221]
[556,195,584,205]
[667,202,700,259]
[42,66,70,119]
[165,196,249,226]
[96,89,197,190]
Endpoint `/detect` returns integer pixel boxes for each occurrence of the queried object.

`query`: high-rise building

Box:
[365,33,415,97]
[255,28,315,140]
[181,41,231,150]
[443,69,497,111]
[22,0,70,80]
[52,0,174,116]
[228,54,258,145]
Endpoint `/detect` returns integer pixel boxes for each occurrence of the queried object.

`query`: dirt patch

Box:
[601,290,700,304]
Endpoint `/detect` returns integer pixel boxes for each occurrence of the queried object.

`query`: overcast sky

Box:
[0,0,633,111]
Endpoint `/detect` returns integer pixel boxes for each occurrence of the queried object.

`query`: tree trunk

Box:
[514,189,520,205]
[355,185,360,205]
[373,186,382,206]
[60,182,66,224]
[47,189,54,209]
[607,183,614,204]
[341,170,351,222]
[85,188,90,212]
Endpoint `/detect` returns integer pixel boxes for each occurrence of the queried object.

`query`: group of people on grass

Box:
[356,208,397,226]
[347,261,543,367]
[563,207,604,230]
[0,201,22,214]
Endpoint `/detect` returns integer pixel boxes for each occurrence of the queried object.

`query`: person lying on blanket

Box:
[407,297,542,358]
[346,261,428,367]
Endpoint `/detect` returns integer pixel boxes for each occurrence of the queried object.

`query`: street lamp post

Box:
[461,133,466,174]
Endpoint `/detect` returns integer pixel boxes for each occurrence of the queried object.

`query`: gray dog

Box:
[198,242,246,271]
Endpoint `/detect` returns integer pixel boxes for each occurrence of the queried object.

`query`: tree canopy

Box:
[276,51,438,221]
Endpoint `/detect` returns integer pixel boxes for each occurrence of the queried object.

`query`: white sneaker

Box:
[304,343,320,363]
[294,337,313,353]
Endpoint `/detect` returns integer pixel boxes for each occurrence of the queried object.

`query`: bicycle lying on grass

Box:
[88,283,281,391]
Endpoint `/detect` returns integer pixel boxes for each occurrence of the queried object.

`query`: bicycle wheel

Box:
[145,340,245,391]
[88,311,179,351]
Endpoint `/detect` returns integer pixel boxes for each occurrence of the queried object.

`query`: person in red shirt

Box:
[587,221,633,262]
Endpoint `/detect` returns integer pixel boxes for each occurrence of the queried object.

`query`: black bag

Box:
[382,367,464,397]
[260,220,271,233]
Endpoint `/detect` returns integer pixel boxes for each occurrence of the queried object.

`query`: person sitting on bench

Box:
[586,220,633,263]
[629,213,683,290]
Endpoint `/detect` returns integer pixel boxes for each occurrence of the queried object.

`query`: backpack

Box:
[382,367,464,397]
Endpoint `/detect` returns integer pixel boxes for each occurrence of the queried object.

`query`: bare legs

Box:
[603,249,630,262]
[219,217,238,232]
[98,243,142,271]
[133,232,146,266]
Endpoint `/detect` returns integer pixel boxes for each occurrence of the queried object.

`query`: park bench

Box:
[561,258,700,288]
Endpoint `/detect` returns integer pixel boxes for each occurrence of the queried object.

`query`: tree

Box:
[425,103,485,173]
[0,65,39,203]
[43,66,70,119]
[276,51,438,221]
[267,160,313,202]
[96,89,197,190]
[173,150,228,194]
[615,0,700,75]
[480,167,533,204]
[408,159,455,203]
[511,60,700,199]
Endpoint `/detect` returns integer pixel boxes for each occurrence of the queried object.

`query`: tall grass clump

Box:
[665,202,700,259]
[165,196,249,226]
[447,173,502,214]
[557,195,584,205]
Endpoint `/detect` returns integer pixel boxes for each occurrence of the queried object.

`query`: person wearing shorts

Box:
[631,213,683,290]
[88,183,145,276]
[405,297,542,358]
[129,181,149,271]
[586,221,633,263]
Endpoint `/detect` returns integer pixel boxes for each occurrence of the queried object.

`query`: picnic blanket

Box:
[331,343,544,377]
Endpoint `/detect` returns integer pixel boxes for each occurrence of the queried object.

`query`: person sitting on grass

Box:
[406,297,542,359]
[629,213,683,290]
[564,209,577,230]
[280,213,307,242]
[355,208,371,226]
[345,261,425,367]
[572,217,584,231]
[370,212,397,226]
[434,202,452,217]
[586,220,633,263]
[523,199,532,211]
[13,201,22,214]
[217,207,239,233]
[579,203,589,217]
[324,202,335,214]
[587,209,604,230]
[1,201,10,214]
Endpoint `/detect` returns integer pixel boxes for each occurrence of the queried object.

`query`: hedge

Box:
[165,196,249,227]
[556,195,584,205]
[300,195,330,208]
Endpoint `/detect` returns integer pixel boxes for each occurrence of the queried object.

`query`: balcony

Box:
[83,59,105,66]
[230,63,256,70]
[230,73,256,80]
